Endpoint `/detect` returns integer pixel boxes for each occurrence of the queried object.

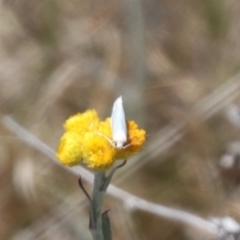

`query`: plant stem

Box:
[90,172,106,240]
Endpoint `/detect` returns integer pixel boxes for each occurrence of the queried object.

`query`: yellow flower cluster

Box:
[56,110,146,170]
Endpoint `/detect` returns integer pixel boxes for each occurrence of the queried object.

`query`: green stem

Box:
[102,211,112,240]
[90,172,106,240]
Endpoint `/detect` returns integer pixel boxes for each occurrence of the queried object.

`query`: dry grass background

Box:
[1,0,240,239]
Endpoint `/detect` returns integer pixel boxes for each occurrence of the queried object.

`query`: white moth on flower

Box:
[111,96,127,149]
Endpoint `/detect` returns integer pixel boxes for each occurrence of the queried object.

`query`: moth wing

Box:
[111,96,127,145]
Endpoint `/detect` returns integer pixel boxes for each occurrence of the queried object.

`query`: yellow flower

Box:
[56,132,83,166]
[83,132,117,170]
[56,109,146,170]
[99,118,112,139]
[115,121,146,160]
[64,110,100,133]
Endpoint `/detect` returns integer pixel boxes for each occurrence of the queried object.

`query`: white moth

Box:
[111,96,127,149]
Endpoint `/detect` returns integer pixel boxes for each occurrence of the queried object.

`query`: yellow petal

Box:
[115,120,146,160]
[82,132,116,170]
[56,132,83,166]
[64,110,100,133]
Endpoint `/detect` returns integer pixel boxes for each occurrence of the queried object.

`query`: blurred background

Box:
[1,0,240,239]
